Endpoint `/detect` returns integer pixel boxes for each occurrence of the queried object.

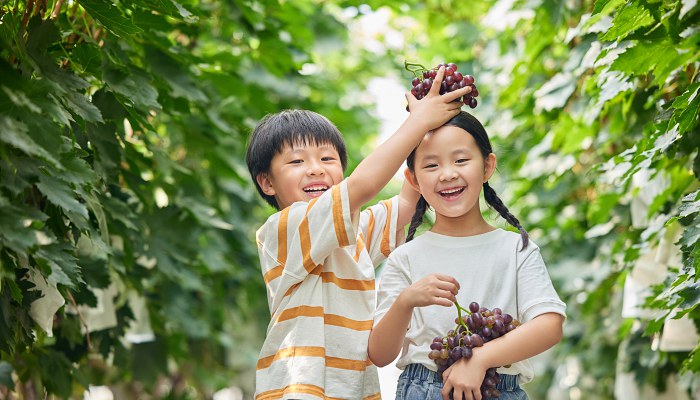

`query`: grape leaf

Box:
[78,0,143,38]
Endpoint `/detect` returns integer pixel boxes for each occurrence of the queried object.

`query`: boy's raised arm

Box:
[346,67,472,214]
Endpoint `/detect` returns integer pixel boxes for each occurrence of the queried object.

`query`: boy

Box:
[246,67,469,399]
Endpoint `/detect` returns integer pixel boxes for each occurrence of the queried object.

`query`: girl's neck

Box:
[430,207,495,237]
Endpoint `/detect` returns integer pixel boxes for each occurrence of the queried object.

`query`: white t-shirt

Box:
[374,228,566,384]
[255,180,400,399]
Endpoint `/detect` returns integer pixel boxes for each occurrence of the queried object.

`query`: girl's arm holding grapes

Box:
[368,273,460,368]
[441,312,564,400]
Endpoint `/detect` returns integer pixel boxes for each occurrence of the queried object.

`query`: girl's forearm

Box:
[368,292,414,367]
[473,312,564,368]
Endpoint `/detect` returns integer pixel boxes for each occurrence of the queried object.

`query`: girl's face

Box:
[407,125,496,224]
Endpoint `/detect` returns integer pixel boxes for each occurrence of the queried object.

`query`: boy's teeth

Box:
[304,185,328,192]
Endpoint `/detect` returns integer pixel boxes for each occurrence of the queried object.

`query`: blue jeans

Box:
[395,364,528,400]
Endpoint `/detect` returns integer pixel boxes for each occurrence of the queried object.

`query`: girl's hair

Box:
[405,111,529,250]
[246,109,348,209]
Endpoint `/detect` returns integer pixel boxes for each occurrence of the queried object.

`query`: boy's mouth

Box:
[303,184,329,197]
[439,186,465,199]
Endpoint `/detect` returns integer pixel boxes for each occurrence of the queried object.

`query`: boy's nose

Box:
[306,164,325,176]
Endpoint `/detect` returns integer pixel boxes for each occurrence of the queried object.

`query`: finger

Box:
[474,389,481,400]
[429,66,445,96]
[442,85,472,103]
[434,274,461,291]
[441,384,451,400]
[433,296,455,307]
[434,280,459,294]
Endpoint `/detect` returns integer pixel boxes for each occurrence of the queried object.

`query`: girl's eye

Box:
[289,159,303,164]
[457,158,470,163]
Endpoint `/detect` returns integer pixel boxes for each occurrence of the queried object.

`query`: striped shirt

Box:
[255,180,400,399]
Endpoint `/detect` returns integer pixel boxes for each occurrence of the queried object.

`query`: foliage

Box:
[0,0,381,397]
[372,0,699,398]
[1,0,699,399]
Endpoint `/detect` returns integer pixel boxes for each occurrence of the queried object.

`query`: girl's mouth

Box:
[439,187,465,200]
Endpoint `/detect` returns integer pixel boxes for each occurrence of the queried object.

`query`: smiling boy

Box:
[245,67,470,399]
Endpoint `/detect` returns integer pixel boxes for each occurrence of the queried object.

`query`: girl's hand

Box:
[441,356,488,400]
[399,273,459,308]
[405,66,472,133]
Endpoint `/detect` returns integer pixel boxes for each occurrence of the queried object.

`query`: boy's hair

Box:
[405,111,530,249]
[246,109,348,210]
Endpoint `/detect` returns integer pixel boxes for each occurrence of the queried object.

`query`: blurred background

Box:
[0,0,698,399]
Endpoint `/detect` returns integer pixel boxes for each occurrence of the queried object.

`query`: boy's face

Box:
[256,141,344,209]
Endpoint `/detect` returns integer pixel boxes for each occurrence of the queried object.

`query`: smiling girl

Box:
[368,111,566,400]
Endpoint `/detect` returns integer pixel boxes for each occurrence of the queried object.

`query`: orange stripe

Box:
[276,306,324,323]
[300,200,320,274]
[332,185,350,246]
[263,265,283,284]
[380,199,392,257]
[321,271,374,291]
[354,233,365,262]
[283,265,322,297]
[256,383,325,400]
[257,346,325,370]
[274,306,372,331]
[326,356,368,371]
[278,207,290,264]
[365,210,375,253]
[256,384,379,400]
[324,313,373,330]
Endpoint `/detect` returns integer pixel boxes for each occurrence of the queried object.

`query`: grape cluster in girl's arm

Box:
[429,301,519,399]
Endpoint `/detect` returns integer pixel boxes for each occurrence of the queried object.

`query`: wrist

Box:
[396,291,415,312]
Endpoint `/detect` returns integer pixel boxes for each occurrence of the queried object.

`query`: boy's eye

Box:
[321,157,336,162]
[423,164,438,169]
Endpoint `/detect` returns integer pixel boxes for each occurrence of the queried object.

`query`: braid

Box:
[483,182,529,250]
[406,196,429,242]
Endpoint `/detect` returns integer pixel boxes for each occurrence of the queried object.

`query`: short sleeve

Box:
[374,250,411,324]
[516,243,567,322]
[257,180,358,312]
[359,196,401,266]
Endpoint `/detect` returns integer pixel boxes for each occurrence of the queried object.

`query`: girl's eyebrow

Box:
[420,148,473,160]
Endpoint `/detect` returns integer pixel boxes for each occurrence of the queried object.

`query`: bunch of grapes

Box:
[405,61,479,109]
[428,301,521,399]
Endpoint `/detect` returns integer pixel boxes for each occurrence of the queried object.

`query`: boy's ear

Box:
[484,153,497,182]
[404,168,421,193]
[256,173,276,196]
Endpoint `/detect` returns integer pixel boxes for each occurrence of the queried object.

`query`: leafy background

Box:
[0,0,698,399]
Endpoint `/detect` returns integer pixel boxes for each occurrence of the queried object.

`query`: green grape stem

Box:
[404,60,427,78]
[453,301,473,335]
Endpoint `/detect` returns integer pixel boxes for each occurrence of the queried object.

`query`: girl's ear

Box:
[256,173,276,196]
[484,153,497,182]
[404,168,421,193]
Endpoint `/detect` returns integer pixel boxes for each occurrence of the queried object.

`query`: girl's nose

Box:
[439,170,458,181]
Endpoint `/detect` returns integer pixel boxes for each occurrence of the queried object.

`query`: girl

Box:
[368,111,566,400]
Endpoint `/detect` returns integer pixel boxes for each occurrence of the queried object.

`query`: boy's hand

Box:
[399,273,460,308]
[441,356,488,400]
[405,66,473,133]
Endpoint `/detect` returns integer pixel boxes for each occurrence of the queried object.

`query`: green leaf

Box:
[103,66,161,111]
[0,117,61,168]
[36,174,89,219]
[78,0,143,38]
[601,2,657,41]
[37,243,84,288]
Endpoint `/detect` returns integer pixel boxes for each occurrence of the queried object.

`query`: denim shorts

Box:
[395,364,528,400]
